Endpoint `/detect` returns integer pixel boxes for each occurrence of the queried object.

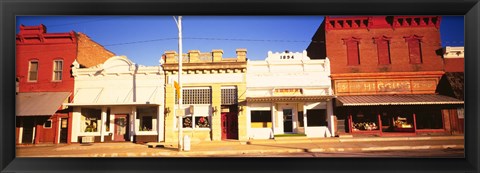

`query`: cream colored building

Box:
[162,49,247,143]
[246,50,335,139]
[66,56,165,143]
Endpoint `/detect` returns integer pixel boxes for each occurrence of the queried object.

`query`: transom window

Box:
[28,61,39,81]
[53,60,63,81]
[221,87,238,105]
[177,88,212,104]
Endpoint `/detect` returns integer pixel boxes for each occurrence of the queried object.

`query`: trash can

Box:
[183,135,190,151]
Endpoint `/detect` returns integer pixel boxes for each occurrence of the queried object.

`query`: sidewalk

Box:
[16,135,464,157]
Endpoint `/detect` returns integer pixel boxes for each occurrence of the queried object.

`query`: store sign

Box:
[86,117,97,121]
[274,88,303,96]
[335,79,437,94]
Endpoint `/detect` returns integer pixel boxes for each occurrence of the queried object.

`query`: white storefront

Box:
[65,56,165,143]
[246,51,334,139]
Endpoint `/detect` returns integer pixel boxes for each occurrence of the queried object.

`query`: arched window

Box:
[374,36,392,65]
[343,37,361,65]
[404,35,424,64]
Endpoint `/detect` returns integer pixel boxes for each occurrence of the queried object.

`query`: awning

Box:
[336,94,464,106]
[16,92,71,116]
[246,95,335,103]
[67,86,161,106]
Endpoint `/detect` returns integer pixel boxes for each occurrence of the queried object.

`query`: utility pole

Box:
[173,16,183,151]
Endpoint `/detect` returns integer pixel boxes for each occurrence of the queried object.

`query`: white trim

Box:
[18,127,23,144]
[57,117,61,144]
[52,59,63,81]
[27,60,39,82]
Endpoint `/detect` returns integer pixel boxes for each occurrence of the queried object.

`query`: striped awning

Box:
[336,94,464,106]
[16,92,71,116]
[246,95,335,103]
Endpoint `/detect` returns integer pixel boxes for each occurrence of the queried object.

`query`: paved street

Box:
[16,135,464,158]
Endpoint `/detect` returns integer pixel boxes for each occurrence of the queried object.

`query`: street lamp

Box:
[173,16,183,152]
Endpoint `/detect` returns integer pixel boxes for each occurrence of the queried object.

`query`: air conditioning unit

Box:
[81,136,94,143]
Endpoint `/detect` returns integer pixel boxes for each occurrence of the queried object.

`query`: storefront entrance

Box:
[21,118,35,144]
[114,114,129,141]
[59,118,68,143]
[221,112,238,140]
[283,109,293,133]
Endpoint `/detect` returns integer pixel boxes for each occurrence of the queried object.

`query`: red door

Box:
[221,112,238,140]
[114,114,128,141]
[221,113,227,140]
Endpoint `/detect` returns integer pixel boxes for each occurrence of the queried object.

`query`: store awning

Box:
[246,95,335,103]
[336,94,464,106]
[16,92,71,116]
[68,86,161,106]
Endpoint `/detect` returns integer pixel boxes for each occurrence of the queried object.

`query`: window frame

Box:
[404,35,424,64]
[342,37,362,66]
[27,60,39,82]
[43,119,52,129]
[52,59,63,81]
[374,36,392,65]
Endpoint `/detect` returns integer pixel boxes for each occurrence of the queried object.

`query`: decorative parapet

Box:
[71,56,163,77]
[444,46,464,58]
[324,16,441,31]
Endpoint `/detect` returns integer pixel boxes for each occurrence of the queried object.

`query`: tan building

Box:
[162,49,247,142]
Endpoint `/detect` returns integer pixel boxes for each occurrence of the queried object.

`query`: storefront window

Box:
[81,108,101,132]
[307,109,326,126]
[250,110,272,128]
[416,110,443,129]
[137,107,157,131]
[351,111,379,131]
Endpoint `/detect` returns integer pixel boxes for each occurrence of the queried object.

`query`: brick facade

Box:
[16,24,116,144]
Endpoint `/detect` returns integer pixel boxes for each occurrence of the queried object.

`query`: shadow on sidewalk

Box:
[245,143,311,153]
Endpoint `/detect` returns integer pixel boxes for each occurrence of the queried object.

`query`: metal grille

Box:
[179,88,211,104]
[221,88,238,105]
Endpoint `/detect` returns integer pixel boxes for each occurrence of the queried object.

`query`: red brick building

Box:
[16,24,114,144]
[307,16,464,136]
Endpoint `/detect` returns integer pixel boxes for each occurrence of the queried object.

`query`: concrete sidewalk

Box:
[16,135,464,157]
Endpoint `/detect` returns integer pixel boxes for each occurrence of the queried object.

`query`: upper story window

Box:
[53,59,63,81]
[374,36,392,65]
[342,37,361,65]
[404,35,424,64]
[28,60,39,82]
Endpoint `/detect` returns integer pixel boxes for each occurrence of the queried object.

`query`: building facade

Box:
[66,56,165,143]
[437,46,465,134]
[307,16,464,136]
[246,50,335,139]
[16,24,114,144]
[162,49,248,143]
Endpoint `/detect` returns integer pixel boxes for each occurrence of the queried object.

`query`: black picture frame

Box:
[1,0,479,173]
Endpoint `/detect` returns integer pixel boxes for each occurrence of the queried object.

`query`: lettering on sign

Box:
[377,80,411,92]
[349,81,376,93]
[274,88,303,96]
[336,82,349,93]
[411,80,437,91]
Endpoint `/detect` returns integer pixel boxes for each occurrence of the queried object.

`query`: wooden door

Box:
[221,113,227,140]
[226,112,238,139]
[114,114,128,141]
[59,118,68,143]
[22,118,35,144]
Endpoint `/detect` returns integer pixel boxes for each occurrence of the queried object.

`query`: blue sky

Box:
[16,16,464,66]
